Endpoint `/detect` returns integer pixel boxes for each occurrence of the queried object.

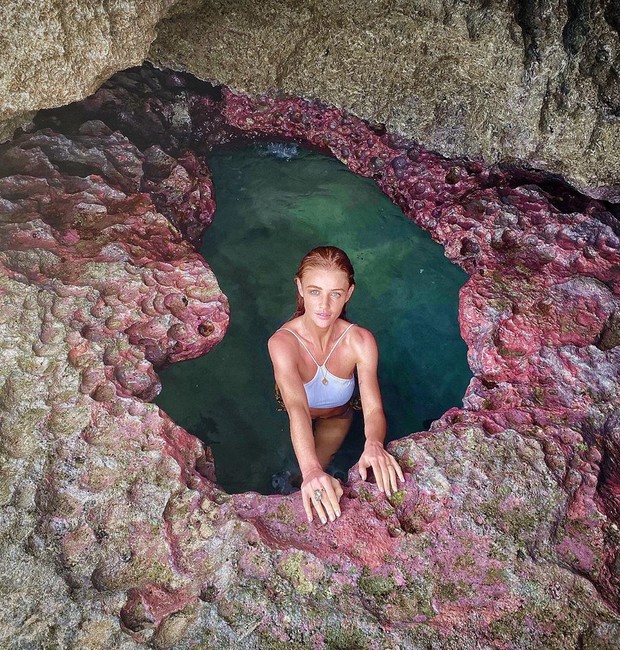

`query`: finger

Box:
[386,452,405,483]
[393,458,405,483]
[329,479,343,517]
[301,490,313,523]
[379,460,392,496]
[379,458,394,496]
[329,480,343,517]
[372,460,386,494]
[319,482,338,522]
[310,489,328,525]
[359,461,368,481]
[387,464,398,493]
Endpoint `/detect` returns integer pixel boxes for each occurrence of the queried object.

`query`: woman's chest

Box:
[297,347,356,384]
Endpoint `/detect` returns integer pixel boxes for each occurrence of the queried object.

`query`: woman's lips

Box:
[316,312,331,320]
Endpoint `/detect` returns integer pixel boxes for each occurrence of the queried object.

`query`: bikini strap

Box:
[278,323,356,368]
[278,327,320,367]
[323,323,356,366]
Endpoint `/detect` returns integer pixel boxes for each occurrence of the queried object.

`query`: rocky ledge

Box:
[151,0,620,200]
[1,66,619,648]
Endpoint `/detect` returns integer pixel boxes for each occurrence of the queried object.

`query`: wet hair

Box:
[292,246,355,320]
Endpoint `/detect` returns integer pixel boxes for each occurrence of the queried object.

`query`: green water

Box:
[155,142,472,494]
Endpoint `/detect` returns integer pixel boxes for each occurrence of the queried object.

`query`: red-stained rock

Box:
[2,65,620,648]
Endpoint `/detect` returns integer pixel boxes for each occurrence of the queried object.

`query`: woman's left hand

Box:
[358,440,405,496]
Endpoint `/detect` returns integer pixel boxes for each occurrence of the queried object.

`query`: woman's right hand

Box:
[301,468,343,524]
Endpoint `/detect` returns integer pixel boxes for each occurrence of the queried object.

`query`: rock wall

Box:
[0,0,176,142]
[1,66,620,648]
[149,0,620,200]
[1,1,618,198]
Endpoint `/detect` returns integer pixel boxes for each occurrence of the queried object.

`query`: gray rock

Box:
[1,0,619,198]
[149,0,620,199]
[0,0,177,141]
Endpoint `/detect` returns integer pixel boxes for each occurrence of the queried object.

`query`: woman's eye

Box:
[310,290,319,295]
[331,292,341,298]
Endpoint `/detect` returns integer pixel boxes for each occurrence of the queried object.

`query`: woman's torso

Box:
[278,319,357,415]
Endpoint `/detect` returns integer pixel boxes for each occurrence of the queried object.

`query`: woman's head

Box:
[293,246,355,320]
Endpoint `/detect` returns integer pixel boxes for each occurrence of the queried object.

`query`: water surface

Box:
[156,143,472,493]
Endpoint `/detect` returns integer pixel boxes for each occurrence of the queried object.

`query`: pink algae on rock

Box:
[1,65,619,648]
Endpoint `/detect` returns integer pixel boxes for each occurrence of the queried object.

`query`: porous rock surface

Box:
[1,66,620,648]
[0,0,176,142]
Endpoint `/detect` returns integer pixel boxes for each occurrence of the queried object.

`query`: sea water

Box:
[155,143,472,494]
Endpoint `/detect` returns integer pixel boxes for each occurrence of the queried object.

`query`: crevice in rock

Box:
[562,0,592,56]
[596,311,620,350]
[513,0,547,67]
[604,0,620,38]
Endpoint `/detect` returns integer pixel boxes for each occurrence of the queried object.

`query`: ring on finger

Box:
[314,489,322,502]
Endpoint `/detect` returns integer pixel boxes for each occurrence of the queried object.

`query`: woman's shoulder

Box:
[345,321,373,337]
[344,322,377,348]
[344,324,378,366]
[268,319,301,350]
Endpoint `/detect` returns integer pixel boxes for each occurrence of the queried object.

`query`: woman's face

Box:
[296,266,354,328]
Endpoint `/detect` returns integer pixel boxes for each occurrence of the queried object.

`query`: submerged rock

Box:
[1,66,620,648]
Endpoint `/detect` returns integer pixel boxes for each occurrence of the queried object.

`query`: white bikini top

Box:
[278,323,356,409]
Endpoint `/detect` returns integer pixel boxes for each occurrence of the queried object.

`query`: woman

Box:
[268,246,404,525]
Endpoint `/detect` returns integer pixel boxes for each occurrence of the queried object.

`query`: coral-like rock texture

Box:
[2,65,620,648]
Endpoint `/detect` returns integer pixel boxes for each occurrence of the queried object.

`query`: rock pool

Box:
[156,143,471,493]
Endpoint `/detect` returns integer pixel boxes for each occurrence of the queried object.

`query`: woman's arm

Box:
[354,328,405,496]
[268,333,343,524]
